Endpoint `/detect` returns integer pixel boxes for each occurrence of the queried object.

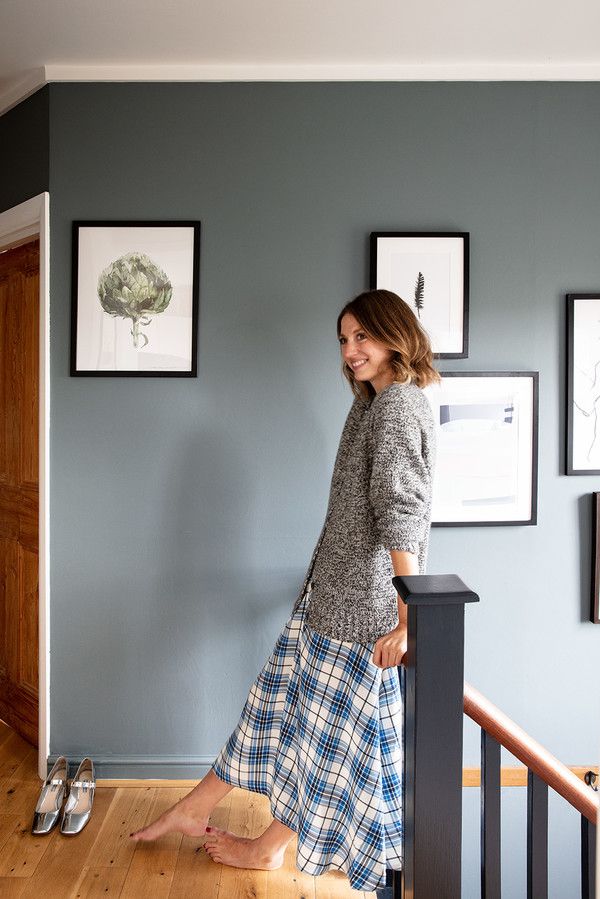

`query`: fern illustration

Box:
[414,271,425,318]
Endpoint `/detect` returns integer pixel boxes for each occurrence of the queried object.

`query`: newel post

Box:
[393,573,480,899]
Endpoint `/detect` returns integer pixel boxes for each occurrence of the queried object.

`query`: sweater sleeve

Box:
[368,390,431,553]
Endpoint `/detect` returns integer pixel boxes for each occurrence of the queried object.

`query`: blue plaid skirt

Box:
[211,589,404,891]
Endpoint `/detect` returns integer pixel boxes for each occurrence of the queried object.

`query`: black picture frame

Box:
[423,371,539,526]
[566,293,600,475]
[592,493,600,623]
[370,231,469,358]
[71,220,201,377]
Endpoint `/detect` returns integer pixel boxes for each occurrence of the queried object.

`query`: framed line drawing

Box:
[370,231,469,358]
[71,221,200,376]
[566,293,600,474]
[591,493,600,623]
[423,372,539,526]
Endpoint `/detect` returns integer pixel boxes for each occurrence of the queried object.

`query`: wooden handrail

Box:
[463,680,598,825]
[398,648,597,824]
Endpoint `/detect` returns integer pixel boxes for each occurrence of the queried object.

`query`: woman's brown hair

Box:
[337,289,441,401]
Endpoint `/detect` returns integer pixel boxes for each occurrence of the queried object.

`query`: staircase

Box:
[376,574,598,899]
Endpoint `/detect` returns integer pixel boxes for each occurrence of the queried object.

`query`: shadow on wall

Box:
[148,305,335,675]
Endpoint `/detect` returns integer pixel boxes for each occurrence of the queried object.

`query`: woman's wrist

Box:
[396,595,408,628]
[389,548,415,629]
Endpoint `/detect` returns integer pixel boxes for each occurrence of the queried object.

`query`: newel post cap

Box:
[393,574,480,605]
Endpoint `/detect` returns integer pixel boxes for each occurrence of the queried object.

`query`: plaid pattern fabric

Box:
[211,590,404,891]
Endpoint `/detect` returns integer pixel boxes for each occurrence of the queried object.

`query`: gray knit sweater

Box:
[293,380,436,643]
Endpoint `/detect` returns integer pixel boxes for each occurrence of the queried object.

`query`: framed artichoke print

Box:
[370,231,469,358]
[71,221,200,376]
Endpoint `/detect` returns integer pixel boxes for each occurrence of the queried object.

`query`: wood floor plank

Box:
[9,746,39,782]
[0,720,15,747]
[72,864,129,897]
[0,775,42,819]
[214,788,272,898]
[0,747,38,790]
[120,788,188,899]
[0,813,52,878]
[0,816,22,853]
[168,791,233,899]
[0,732,35,780]
[17,788,116,899]
[0,876,27,897]
[82,786,155,870]
[314,868,368,897]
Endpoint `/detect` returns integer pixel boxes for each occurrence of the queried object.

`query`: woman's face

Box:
[339,312,395,391]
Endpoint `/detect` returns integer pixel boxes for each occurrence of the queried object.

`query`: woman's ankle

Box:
[256,821,296,854]
[182,770,233,818]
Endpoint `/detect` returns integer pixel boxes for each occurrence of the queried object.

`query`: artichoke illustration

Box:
[97,252,173,349]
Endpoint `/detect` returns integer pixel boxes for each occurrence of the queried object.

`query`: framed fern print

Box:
[370,232,469,358]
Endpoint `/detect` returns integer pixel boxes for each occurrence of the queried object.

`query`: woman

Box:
[131,288,439,892]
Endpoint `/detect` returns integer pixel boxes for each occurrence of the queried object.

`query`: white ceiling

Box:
[2,0,600,114]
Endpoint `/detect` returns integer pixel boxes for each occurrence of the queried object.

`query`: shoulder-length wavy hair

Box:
[337,289,441,401]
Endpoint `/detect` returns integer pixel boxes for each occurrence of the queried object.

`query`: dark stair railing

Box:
[465,683,598,899]
[375,574,599,899]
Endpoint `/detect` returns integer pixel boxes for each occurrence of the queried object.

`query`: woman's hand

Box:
[372,624,407,669]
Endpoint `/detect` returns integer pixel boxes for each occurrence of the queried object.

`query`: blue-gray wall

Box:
[0,87,49,213]
[8,81,600,897]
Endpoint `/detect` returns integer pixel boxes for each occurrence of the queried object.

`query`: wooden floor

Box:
[0,721,376,898]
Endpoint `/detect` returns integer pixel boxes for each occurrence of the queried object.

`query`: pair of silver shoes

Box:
[32,756,95,835]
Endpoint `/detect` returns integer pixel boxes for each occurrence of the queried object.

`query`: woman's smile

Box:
[339,311,395,391]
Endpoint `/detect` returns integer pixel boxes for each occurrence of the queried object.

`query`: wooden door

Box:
[0,239,39,747]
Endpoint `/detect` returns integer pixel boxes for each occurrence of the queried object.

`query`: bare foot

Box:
[203,826,286,870]
[130,795,209,842]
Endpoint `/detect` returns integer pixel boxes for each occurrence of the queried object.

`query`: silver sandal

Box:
[32,756,69,834]
[60,758,95,835]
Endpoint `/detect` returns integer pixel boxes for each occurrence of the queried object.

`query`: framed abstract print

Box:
[423,372,539,525]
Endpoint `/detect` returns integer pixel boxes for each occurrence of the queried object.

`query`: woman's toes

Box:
[202,828,284,870]
[129,804,209,842]
[130,818,166,841]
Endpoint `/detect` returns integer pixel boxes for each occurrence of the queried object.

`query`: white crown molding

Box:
[4,61,600,116]
[42,61,600,82]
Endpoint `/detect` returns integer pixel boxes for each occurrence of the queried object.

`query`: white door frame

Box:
[0,192,50,778]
